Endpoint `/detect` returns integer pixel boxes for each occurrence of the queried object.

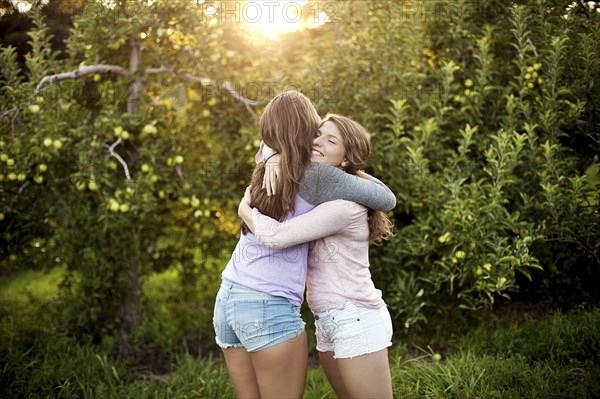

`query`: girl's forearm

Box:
[238,202,256,233]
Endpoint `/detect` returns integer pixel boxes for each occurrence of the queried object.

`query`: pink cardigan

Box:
[252,200,385,313]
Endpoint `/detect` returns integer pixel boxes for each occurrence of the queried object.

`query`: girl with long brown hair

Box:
[213,93,396,398]
[238,114,395,398]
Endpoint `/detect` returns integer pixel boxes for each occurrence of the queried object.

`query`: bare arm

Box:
[238,186,255,233]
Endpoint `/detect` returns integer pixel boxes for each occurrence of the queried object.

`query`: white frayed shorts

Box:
[314,301,393,359]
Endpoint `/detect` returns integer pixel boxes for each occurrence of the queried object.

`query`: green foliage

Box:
[457,308,600,367]
[293,0,600,330]
[1,0,599,353]
[2,268,598,398]
[0,0,271,350]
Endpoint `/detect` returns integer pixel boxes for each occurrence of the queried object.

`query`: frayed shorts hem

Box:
[317,342,392,359]
[246,326,305,352]
[214,338,244,350]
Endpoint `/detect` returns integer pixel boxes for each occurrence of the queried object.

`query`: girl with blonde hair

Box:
[213,93,396,398]
[239,114,395,398]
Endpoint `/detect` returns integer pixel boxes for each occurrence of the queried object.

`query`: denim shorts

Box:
[314,301,393,359]
[213,279,305,352]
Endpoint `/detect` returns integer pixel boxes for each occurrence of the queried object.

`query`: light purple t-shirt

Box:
[221,195,314,305]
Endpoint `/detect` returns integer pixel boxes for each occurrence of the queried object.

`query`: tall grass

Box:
[1,267,599,398]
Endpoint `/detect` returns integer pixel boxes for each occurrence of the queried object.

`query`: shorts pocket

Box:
[233,300,267,344]
[331,305,362,327]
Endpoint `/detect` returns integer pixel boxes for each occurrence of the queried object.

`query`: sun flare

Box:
[252,0,308,39]
[201,0,329,40]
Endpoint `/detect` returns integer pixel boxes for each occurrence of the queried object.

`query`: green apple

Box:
[0,154,7,162]
[109,201,120,212]
[438,232,451,243]
[180,197,190,206]
[93,74,102,82]
[28,104,40,114]
[17,173,26,181]
[141,164,150,173]
[121,130,130,140]
[53,140,63,149]
[38,164,48,172]
[6,158,15,168]
[34,175,44,184]
[150,175,158,183]
[142,124,157,135]
[174,155,184,164]
[191,196,200,207]
[75,182,86,191]
[119,204,130,213]
[43,138,53,147]
[8,173,17,181]
[88,181,99,191]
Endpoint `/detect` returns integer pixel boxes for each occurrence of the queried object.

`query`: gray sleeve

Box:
[298,162,397,211]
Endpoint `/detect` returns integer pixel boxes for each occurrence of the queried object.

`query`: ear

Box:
[341,160,349,168]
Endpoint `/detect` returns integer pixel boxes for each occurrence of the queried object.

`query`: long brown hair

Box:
[322,114,394,245]
[242,91,320,233]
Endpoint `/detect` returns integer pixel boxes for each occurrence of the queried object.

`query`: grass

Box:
[1,267,599,398]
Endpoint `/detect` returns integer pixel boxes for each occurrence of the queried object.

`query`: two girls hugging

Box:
[213,90,396,398]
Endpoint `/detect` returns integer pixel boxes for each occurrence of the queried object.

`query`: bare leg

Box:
[250,331,308,399]
[335,348,393,399]
[222,347,261,399]
[319,351,351,398]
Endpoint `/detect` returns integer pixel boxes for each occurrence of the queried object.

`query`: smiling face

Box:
[310,121,347,168]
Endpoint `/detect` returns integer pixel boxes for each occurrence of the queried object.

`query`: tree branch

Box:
[183,73,262,107]
[34,65,130,95]
[103,137,131,180]
[31,65,262,108]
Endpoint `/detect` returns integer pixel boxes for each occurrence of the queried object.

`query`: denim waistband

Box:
[219,278,275,300]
